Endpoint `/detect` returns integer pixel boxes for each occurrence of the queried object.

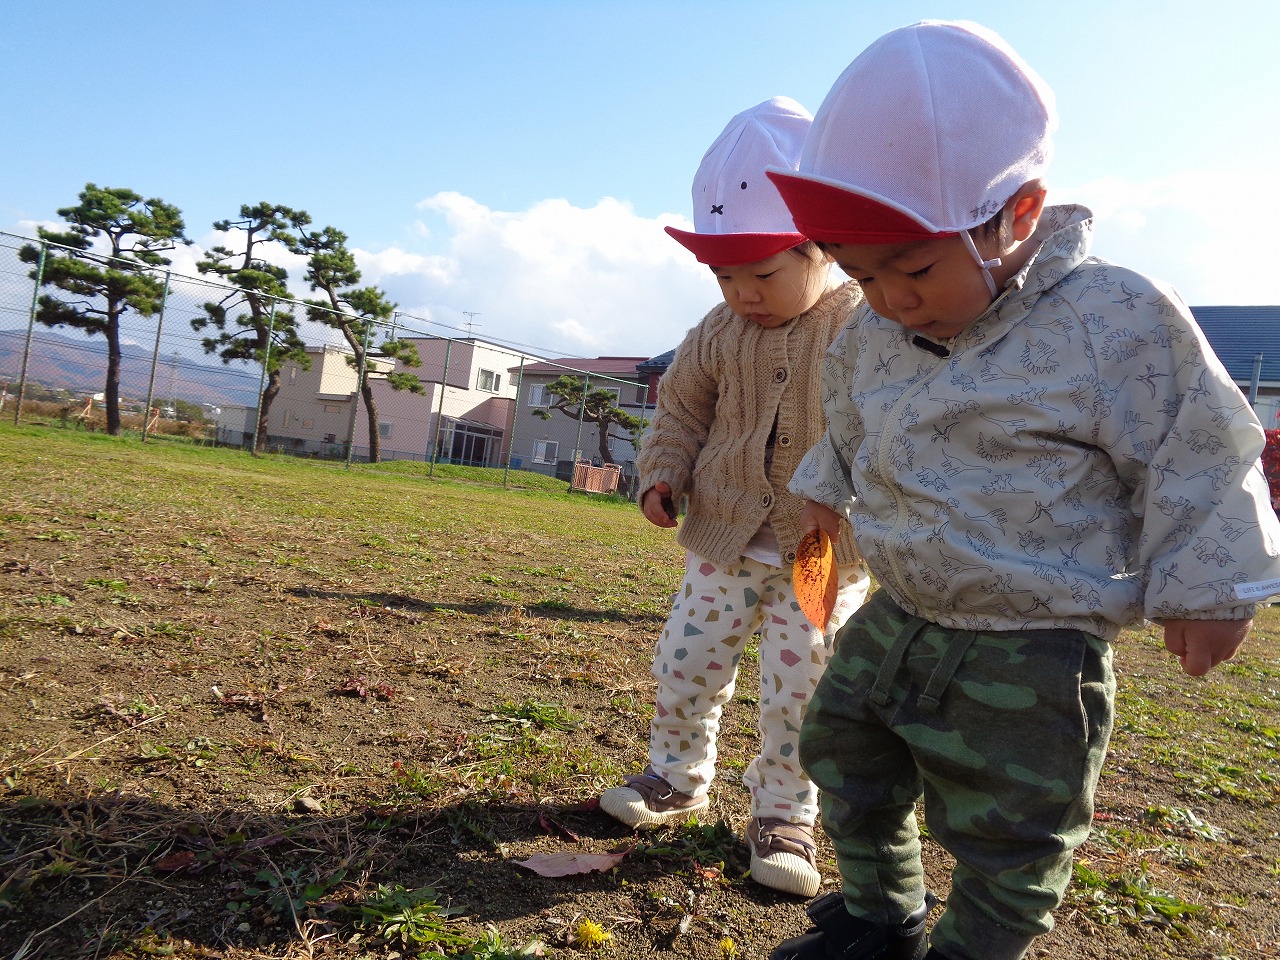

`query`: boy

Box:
[762,20,1280,960]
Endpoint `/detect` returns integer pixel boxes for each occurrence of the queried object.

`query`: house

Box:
[265,337,540,463]
[636,348,675,406]
[1190,306,1280,427]
[508,355,652,481]
[261,344,389,456]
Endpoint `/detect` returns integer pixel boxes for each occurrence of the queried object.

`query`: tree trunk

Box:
[363,380,380,463]
[255,369,283,455]
[104,313,123,436]
[596,424,616,464]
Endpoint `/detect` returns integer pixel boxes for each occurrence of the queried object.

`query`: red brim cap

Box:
[664,226,805,266]
[765,170,957,244]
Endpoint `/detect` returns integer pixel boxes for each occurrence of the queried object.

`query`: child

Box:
[760,20,1280,960]
[599,97,871,898]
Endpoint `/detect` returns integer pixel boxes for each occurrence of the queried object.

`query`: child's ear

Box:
[1009,182,1048,241]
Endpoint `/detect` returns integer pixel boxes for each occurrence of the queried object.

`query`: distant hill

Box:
[0,328,261,408]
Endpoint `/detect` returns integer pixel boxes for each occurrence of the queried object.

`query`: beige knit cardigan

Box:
[637,281,864,568]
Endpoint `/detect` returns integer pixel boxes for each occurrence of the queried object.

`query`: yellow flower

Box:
[574,918,612,950]
[719,937,738,958]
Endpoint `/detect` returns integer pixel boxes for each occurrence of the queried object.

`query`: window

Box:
[378,422,392,438]
[477,368,502,393]
[528,383,553,407]
[532,440,558,464]
[435,417,505,467]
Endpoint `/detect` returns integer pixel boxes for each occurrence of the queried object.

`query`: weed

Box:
[86,577,129,591]
[1072,862,1205,932]
[337,676,397,700]
[445,805,510,855]
[97,695,163,726]
[230,865,347,920]
[636,818,740,872]
[490,698,580,731]
[17,594,72,607]
[1143,806,1227,842]
[569,917,612,950]
[460,926,546,958]
[351,883,469,949]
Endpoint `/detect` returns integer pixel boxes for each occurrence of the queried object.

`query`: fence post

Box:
[141,270,172,442]
[344,317,374,469]
[249,300,277,455]
[502,355,526,488]
[13,239,47,425]
[428,338,454,477]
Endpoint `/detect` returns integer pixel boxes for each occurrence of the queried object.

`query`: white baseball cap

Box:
[666,96,812,265]
[767,20,1057,245]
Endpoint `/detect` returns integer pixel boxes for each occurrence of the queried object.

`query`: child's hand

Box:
[642,482,678,528]
[1161,618,1251,676]
[799,500,842,544]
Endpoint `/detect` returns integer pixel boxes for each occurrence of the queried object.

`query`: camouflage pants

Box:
[801,590,1114,960]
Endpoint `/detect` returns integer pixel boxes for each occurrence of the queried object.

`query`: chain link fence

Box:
[0,232,653,497]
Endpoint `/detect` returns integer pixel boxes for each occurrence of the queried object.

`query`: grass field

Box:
[1,424,1277,959]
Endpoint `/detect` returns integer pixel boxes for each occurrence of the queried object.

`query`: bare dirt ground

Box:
[1,430,1278,960]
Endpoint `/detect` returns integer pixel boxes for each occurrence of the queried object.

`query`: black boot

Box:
[768,891,937,960]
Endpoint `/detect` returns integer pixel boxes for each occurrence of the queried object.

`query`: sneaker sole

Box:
[750,848,821,898]
[599,786,709,828]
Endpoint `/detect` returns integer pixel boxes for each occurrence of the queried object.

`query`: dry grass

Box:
[1,423,1277,960]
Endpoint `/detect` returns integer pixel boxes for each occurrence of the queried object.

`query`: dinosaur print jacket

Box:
[790,204,1280,640]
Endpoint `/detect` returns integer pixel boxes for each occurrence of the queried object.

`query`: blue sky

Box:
[3,0,1277,359]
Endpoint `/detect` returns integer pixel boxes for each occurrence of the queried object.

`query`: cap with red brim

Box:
[665,226,806,266]
[765,171,957,245]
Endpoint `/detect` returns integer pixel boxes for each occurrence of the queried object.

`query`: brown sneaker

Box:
[747,817,821,897]
[599,769,709,828]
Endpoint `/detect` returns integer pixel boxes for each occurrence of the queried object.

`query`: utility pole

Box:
[462,311,481,337]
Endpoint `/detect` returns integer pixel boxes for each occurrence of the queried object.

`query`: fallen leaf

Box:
[153,850,196,872]
[513,850,629,877]
[793,529,837,629]
[537,811,580,842]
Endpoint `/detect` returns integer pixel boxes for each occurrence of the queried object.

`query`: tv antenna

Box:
[462,311,481,336]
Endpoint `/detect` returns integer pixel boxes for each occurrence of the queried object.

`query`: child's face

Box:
[827,236,995,340]
[710,250,830,328]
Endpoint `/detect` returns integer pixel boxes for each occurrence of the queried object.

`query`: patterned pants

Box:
[801,590,1115,960]
[648,551,870,824]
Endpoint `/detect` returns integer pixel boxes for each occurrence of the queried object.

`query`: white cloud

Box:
[351,192,718,358]
[1063,166,1280,306]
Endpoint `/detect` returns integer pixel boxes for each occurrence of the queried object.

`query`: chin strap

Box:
[960,229,1002,298]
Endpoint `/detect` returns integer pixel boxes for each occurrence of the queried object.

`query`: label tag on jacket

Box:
[1234,577,1280,601]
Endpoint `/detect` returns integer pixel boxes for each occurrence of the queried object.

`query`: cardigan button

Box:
[777,434,791,447]
[784,551,797,563]
[761,493,773,508]
[774,368,787,382]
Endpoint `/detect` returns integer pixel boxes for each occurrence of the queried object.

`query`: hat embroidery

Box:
[665,96,812,264]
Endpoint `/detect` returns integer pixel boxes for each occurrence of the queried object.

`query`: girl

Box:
[599,97,869,898]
